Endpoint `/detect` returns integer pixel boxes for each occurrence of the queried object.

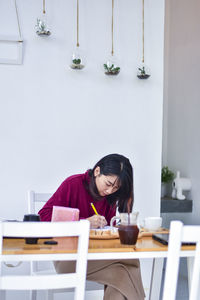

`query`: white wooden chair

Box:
[28,191,52,216]
[0,220,90,300]
[28,190,103,300]
[162,220,200,300]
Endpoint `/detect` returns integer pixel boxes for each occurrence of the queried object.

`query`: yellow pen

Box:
[91,203,99,215]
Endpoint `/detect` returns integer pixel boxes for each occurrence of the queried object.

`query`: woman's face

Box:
[94,166,120,197]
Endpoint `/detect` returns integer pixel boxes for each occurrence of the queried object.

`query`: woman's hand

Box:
[87,215,107,229]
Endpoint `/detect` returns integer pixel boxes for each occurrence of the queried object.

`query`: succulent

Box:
[137,66,150,79]
[138,66,146,75]
[36,18,46,31]
[72,58,81,65]
[104,63,120,75]
[70,57,84,69]
[35,18,51,36]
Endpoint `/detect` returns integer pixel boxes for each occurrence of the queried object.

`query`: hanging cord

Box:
[142,0,144,63]
[43,0,46,14]
[76,0,79,47]
[14,0,23,42]
[111,0,114,56]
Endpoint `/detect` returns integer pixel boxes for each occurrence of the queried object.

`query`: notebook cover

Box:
[51,206,80,222]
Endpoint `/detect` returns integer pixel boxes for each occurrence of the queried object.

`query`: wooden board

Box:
[89,227,169,240]
[138,227,169,239]
[89,229,119,239]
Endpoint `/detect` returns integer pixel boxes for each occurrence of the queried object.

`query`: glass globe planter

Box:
[103,55,120,76]
[35,14,51,36]
[70,47,85,70]
[137,63,151,79]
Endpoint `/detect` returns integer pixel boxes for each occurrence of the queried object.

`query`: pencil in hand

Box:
[91,203,99,215]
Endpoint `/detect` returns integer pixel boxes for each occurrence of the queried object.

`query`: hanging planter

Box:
[70,47,85,70]
[104,55,120,75]
[137,0,150,79]
[103,0,120,76]
[35,0,51,36]
[70,0,85,70]
[104,63,120,75]
[137,63,150,79]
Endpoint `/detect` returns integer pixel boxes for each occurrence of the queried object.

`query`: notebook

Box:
[152,233,196,246]
[51,206,80,222]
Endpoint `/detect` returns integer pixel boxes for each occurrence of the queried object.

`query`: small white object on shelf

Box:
[172,171,191,200]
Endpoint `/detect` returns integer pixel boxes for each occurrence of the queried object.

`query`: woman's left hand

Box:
[87,215,107,228]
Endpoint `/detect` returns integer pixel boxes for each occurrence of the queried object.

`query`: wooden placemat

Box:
[138,227,169,239]
[89,227,169,240]
[89,229,119,240]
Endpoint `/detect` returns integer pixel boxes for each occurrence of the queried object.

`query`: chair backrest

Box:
[162,221,200,300]
[27,190,104,294]
[28,190,52,214]
[0,220,90,300]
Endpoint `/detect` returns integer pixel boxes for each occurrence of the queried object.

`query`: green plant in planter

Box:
[70,57,84,70]
[36,18,51,36]
[137,66,150,79]
[72,58,81,65]
[161,166,175,183]
[139,66,146,75]
[104,63,120,75]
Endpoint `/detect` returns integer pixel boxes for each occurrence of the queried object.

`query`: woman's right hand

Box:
[87,215,107,229]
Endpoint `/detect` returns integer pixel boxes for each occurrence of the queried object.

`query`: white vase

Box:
[161,183,167,198]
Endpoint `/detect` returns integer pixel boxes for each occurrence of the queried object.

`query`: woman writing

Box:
[39,153,145,300]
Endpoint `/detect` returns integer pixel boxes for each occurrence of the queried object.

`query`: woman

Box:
[39,154,145,300]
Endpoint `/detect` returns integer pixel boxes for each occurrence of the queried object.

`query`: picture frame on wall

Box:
[0,36,23,65]
[0,0,23,65]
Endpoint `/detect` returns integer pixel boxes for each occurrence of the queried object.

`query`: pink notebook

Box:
[51,206,80,222]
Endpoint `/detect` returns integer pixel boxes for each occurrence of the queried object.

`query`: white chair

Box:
[28,191,55,300]
[162,221,200,300]
[0,220,90,300]
[28,190,104,300]
[28,190,52,216]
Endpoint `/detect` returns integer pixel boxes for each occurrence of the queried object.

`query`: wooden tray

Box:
[89,229,119,240]
[138,227,169,239]
[89,227,169,240]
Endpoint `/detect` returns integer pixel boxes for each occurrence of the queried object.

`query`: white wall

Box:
[0,1,164,299]
[163,0,200,225]
[0,0,164,223]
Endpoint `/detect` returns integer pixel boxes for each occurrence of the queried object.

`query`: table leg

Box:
[187,256,194,294]
[0,290,6,300]
[149,258,164,300]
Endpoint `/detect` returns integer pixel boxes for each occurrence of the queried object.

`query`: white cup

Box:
[144,217,162,231]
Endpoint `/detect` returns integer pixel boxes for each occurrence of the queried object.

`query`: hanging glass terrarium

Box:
[70,46,85,70]
[104,54,120,75]
[137,0,150,79]
[35,0,51,36]
[70,0,85,70]
[137,63,150,79]
[103,0,120,76]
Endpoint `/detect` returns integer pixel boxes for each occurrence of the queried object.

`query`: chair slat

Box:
[162,221,200,300]
[0,220,90,300]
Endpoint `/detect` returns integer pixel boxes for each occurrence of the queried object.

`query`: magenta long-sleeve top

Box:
[38,171,116,225]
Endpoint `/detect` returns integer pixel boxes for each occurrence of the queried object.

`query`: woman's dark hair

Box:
[88,154,134,213]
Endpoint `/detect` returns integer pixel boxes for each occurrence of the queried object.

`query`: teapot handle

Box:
[110,216,120,233]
